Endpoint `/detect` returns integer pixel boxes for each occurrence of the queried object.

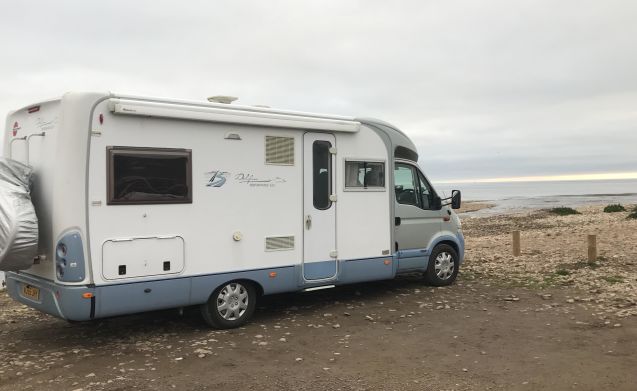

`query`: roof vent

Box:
[207,96,238,104]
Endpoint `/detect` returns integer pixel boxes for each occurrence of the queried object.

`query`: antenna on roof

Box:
[207,96,238,104]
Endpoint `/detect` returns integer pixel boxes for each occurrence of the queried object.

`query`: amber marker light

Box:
[82,293,94,299]
[269,272,277,278]
[384,259,391,265]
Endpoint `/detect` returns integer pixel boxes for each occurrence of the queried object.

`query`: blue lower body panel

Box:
[396,248,430,272]
[457,231,465,264]
[6,272,95,321]
[4,256,411,321]
[338,257,394,284]
[303,261,337,280]
[95,278,191,318]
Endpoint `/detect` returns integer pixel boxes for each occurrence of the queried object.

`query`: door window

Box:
[312,141,332,210]
[417,172,434,209]
[394,164,420,207]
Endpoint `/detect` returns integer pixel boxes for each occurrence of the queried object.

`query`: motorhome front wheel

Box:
[200,281,257,329]
[425,244,460,286]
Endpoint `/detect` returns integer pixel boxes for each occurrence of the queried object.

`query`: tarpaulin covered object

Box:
[0,158,38,271]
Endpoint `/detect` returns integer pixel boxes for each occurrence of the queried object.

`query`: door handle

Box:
[305,215,312,230]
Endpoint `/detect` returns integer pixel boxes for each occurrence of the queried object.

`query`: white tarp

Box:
[0,158,38,271]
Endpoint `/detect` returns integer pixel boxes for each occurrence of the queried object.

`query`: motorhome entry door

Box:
[302,133,337,281]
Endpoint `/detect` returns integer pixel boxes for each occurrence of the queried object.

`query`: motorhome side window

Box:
[107,147,192,205]
[344,161,385,189]
[313,141,332,210]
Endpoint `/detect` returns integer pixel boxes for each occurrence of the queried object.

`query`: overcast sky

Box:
[1,0,636,182]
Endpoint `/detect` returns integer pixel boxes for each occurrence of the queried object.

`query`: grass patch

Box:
[601,275,624,284]
[628,211,637,219]
[550,207,580,216]
[555,269,570,276]
[604,204,626,213]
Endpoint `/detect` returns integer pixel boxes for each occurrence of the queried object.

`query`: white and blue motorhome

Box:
[1,92,463,328]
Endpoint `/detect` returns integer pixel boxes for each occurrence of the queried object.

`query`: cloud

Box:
[1,0,636,181]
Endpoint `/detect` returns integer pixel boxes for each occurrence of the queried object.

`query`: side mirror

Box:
[432,195,442,210]
[451,190,461,209]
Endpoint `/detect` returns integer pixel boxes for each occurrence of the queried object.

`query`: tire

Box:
[425,244,459,286]
[200,281,257,329]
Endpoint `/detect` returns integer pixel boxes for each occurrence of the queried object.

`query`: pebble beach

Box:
[461,203,637,318]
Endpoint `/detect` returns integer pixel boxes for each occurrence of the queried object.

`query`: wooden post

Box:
[512,230,521,256]
[588,234,597,261]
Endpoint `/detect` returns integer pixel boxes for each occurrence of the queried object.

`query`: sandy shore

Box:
[461,202,637,318]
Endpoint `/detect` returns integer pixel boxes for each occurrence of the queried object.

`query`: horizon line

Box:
[433,171,637,184]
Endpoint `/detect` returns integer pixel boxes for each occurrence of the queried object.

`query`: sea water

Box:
[435,178,637,216]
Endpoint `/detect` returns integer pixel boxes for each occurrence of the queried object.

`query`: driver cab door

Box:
[393,162,443,270]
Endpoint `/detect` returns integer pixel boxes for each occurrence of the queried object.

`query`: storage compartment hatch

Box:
[102,236,184,280]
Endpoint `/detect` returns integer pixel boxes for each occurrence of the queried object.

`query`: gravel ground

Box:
[0,203,635,390]
[461,204,637,318]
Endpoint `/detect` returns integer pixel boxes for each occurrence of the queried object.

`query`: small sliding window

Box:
[107,146,192,205]
[344,160,386,190]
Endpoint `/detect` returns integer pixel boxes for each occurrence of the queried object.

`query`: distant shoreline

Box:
[460,197,637,217]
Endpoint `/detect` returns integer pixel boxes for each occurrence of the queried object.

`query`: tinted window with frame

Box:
[313,141,332,210]
[345,161,385,189]
[107,147,192,205]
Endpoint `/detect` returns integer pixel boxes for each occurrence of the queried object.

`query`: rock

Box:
[332,323,341,329]
[295,357,303,362]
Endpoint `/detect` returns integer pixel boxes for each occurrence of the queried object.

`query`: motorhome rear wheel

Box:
[200,281,257,329]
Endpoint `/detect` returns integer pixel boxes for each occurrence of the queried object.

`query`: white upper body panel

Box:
[4,92,397,286]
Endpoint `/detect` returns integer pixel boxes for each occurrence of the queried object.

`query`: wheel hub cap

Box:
[216,283,249,320]
[434,252,455,280]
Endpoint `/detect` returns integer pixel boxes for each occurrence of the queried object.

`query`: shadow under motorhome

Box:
[0,92,464,328]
